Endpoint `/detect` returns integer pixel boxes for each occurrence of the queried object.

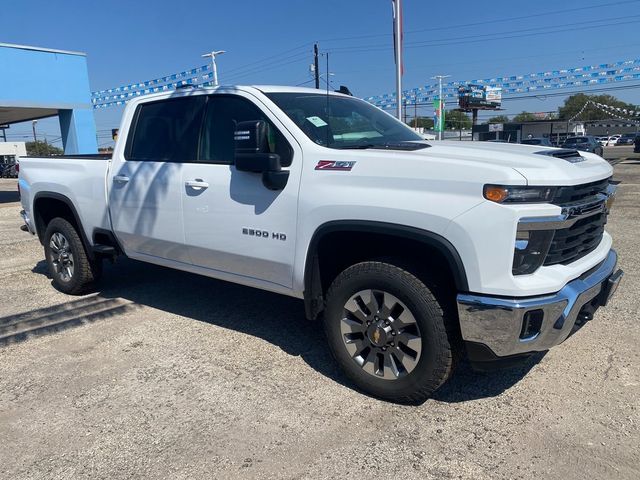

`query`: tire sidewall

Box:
[324,263,451,401]
[44,219,87,294]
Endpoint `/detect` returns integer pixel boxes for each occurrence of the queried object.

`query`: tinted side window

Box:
[127,96,205,161]
[199,96,293,166]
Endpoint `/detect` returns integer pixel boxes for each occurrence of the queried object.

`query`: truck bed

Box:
[19,155,112,245]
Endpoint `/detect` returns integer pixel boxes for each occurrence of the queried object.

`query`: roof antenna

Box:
[325,52,330,147]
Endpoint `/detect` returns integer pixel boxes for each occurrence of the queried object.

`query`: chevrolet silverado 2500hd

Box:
[18,86,623,403]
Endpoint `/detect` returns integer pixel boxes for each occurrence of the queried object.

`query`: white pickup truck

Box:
[18,85,623,403]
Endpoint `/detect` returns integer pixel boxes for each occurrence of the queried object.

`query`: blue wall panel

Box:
[0,44,97,153]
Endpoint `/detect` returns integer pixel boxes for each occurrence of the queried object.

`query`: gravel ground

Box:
[0,152,638,479]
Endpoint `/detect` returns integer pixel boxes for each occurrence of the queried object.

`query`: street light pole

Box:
[202,50,226,86]
[32,120,38,143]
[431,75,450,140]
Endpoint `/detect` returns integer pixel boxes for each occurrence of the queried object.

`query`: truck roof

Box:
[128,85,348,104]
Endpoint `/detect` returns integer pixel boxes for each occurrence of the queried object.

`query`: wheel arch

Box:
[32,192,94,259]
[303,220,469,320]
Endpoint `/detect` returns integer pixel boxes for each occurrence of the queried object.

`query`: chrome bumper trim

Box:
[457,249,621,357]
[20,209,34,234]
[518,183,616,231]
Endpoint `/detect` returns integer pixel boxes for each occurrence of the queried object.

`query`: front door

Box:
[109,95,206,263]
[181,94,300,289]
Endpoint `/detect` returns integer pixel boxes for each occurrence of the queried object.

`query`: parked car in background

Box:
[561,135,604,156]
[635,135,640,153]
[596,136,608,146]
[0,159,19,178]
[617,133,637,146]
[521,137,553,147]
[607,134,621,146]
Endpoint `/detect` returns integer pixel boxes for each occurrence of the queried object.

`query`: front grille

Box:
[543,177,611,266]
[552,177,610,204]
[544,211,607,266]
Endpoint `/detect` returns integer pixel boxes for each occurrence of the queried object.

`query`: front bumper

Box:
[457,249,622,365]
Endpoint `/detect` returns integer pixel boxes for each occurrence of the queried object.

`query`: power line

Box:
[315,0,639,44]
[327,15,640,53]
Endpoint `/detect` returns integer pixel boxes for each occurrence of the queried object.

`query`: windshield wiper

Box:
[336,144,377,149]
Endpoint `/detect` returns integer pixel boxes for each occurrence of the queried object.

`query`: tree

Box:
[487,115,510,124]
[558,93,638,121]
[26,141,63,156]
[445,110,471,130]
[512,111,538,123]
[408,116,434,129]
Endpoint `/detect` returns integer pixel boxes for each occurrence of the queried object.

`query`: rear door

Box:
[109,95,206,263]
[180,93,301,289]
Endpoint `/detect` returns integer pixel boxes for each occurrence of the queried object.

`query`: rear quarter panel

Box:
[19,157,111,244]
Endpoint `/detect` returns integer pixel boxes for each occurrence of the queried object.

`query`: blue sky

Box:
[3,0,639,146]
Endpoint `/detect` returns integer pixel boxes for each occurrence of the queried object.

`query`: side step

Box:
[92,244,118,257]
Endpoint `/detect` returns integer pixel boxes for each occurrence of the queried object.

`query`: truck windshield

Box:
[265,92,428,150]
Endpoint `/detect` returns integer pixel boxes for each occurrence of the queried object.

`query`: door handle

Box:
[113,175,130,184]
[185,180,210,190]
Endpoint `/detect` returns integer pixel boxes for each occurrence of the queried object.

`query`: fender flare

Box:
[32,191,94,259]
[303,220,469,320]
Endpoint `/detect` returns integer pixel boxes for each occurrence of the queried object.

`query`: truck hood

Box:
[419,141,612,185]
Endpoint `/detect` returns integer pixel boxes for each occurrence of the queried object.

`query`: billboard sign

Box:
[458,84,502,109]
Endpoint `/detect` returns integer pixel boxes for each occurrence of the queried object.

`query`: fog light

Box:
[512,230,554,275]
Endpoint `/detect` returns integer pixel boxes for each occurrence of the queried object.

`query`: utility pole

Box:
[392,0,403,120]
[32,120,38,143]
[431,75,450,140]
[202,49,226,86]
[313,44,320,89]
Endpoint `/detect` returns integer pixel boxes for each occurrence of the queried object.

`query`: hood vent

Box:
[534,148,585,163]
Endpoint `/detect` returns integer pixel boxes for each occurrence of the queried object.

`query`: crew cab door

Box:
[109,95,206,262]
[181,93,300,289]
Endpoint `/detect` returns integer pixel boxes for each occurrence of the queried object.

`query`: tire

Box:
[323,261,457,403]
[44,217,102,295]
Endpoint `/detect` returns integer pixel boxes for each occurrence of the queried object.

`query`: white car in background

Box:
[606,135,621,146]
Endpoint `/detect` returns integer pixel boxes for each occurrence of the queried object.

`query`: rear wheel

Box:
[323,261,456,403]
[44,218,102,295]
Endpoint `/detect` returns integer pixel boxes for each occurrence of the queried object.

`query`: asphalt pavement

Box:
[0,150,638,479]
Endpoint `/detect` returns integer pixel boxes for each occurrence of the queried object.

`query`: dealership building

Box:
[0,42,97,154]
[472,119,639,143]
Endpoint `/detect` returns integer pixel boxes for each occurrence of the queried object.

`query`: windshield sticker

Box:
[315,160,356,171]
[306,116,328,128]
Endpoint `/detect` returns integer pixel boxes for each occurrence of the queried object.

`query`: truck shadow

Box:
[25,257,540,404]
[0,189,19,204]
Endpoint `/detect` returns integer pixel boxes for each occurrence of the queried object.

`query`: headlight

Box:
[512,229,554,275]
[484,185,556,203]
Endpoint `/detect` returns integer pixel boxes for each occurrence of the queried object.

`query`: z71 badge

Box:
[315,160,356,171]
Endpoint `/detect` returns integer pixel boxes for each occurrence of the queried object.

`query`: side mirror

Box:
[234,120,289,190]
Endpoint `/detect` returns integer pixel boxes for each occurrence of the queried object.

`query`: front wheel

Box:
[44,218,102,295]
[323,261,457,403]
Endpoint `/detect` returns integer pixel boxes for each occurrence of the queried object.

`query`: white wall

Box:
[0,142,27,157]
